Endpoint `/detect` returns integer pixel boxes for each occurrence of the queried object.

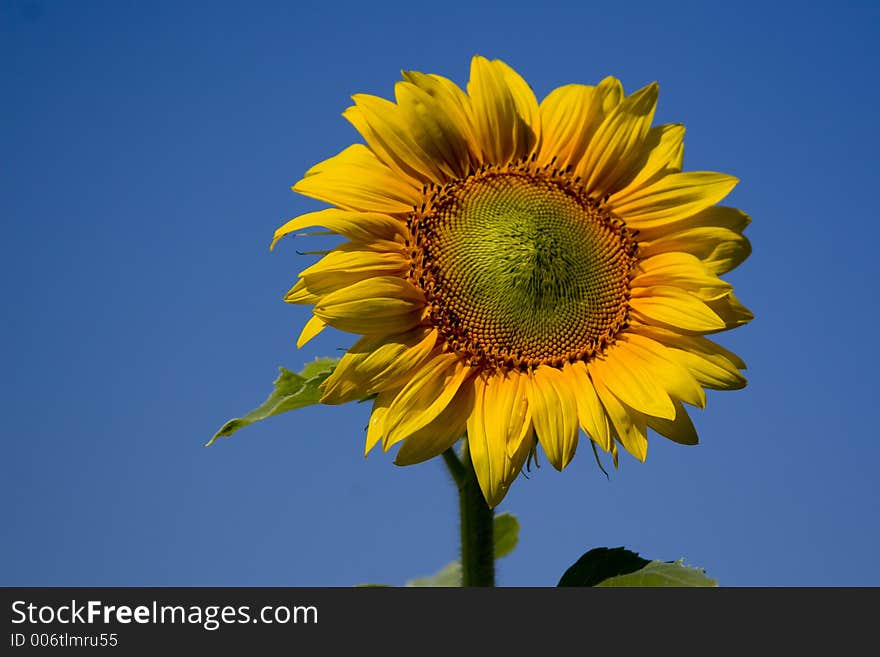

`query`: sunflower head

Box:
[273,56,752,507]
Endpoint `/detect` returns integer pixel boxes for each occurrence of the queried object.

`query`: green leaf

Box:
[206,357,339,446]
[596,559,718,587]
[354,584,392,588]
[406,562,462,587]
[406,513,520,587]
[557,547,650,587]
[558,547,718,587]
[493,512,519,559]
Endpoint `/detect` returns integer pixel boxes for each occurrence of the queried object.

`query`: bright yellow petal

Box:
[635,325,747,390]
[631,252,733,300]
[609,171,738,229]
[383,354,474,448]
[364,389,397,455]
[394,382,473,466]
[499,369,534,459]
[668,345,747,391]
[622,123,685,191]
[536,78,622,168]
[591,375,648,462]
[284,278,319,305]
[609,440,620,468]
[641,399,699,445]
[271,208,407,250]
[346,95,448,184]
[393,80,473,180]
[526,366,579,471]
[313,276,424,334]
[320,328,438,404]
[286,243,410,306]
[636,205,751,242]
[705,293,754,330]
[596,76,624,113]
[298,249,409,296]
[618,332,706,408]
[504,425,534,502]
[292,144,420,214]
[296,315,326,348]
[568,361,611,451]
[639,226,751,276]
[494,59,541,149]
[576,82,659,196]
[400,70,482,164]
[589,343,676,420]
[466,372,533,507]
[630,285,727,332]
[467,55,537,164]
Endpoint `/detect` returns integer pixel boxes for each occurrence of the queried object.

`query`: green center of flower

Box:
[409,167,636,370]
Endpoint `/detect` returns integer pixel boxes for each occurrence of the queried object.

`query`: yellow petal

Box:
[609,440,620,468]
[622,123,686,191]
[591,374,648,462]
[400,70,482,164]
[635,326,747,390]
[296,315,326,348]
[644,399,699,445]
[299,249,409,295]
[320,329,438,404]
[494,58,541,149]
[589,343,676,420]
[526,366,579,471]
[303,142,379,175]
[394,381,473,466]
[284,278,319,305]
[383,354,474,448]
[504,427,534,501]
[576,82,659,196]
[292,144,420,214]
[466,373,533,507]
[637,323,745,367]
[618,332,706,408]
[364,389,397,455]
[609,171,738,229]
[631,252,733,300]
[635,205,751,242]
[568,361,611,451]
[313,276,424,334]
[630,285,727,331]
[287,243,409,303]
[639,226,752,276]
[537,78,621,168]
[668,346,747,391]
[271,208,407,250]
[596,76,624,113]
[346,95,447,184]
[705,293,754,330]
[498,369,534,459]
[393,80,473,180]
[622,399,700,446]
[467,55,537,164]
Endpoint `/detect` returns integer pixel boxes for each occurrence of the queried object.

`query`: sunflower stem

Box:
[443,440,495,587]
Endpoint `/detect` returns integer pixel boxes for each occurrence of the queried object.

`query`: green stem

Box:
[442,440,495,587]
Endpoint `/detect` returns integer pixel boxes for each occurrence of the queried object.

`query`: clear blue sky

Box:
[2,0,878,586]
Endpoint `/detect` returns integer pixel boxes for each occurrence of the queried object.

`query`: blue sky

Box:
[2,0,878,586]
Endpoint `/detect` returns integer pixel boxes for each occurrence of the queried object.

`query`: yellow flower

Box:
[273,56,752,507]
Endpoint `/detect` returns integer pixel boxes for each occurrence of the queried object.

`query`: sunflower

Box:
[273,56,752,507]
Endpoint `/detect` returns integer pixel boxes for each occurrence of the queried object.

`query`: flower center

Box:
[408,163,637,371]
